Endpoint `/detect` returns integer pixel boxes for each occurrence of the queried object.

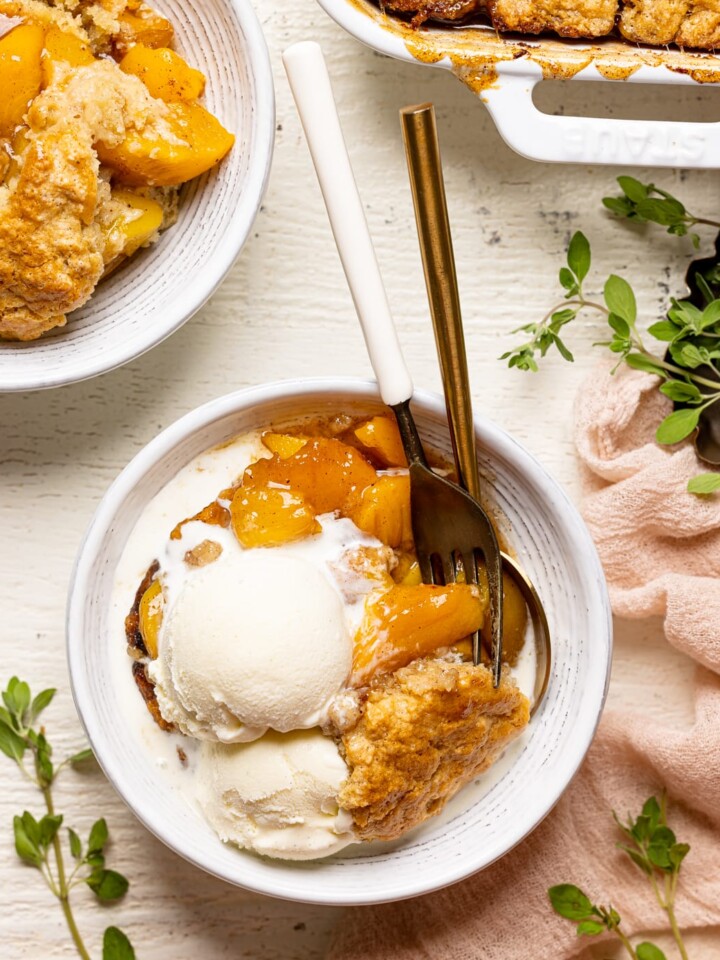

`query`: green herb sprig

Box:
[502,180,720,455]
[0,677,135,960]
[550,795,690,960]
[603,176,720,248]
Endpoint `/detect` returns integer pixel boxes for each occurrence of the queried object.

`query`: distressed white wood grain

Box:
[2,0,720,955]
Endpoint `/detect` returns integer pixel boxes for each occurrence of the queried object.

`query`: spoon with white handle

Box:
[283,41,504,681]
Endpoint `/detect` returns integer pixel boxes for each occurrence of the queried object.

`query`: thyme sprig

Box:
[0,677,135,960]
[603,176,720,248]
[549,795,690,960]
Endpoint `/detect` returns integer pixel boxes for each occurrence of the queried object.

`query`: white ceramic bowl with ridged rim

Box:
[0,0,274,392]
[67,379,612,905]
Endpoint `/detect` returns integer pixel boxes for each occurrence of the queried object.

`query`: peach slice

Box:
[0,23,44,139]
[345,474,412,549]
[353,416,407,468]
[119,44,205,102]
[396,557,422,586]
[230,485,320,548]
[117,7,175,52]
[170,500,230,541]
[243,437,377,515]
[139,578,163,659]
[104,189,164,259]
[42,27,94,86]
[96,101,235,188]
[261,432,307,459]
[351,583,486,686]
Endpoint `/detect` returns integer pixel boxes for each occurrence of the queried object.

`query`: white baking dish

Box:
[317,0,720,168]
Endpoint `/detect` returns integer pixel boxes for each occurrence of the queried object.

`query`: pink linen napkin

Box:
[329,363,720,960]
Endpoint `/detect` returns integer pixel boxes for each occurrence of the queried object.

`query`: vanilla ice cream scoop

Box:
[149,551,352,742]
[199,729,355,860]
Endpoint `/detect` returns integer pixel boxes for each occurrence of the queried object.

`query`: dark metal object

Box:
[392,398,503,683]
[674,233,720,465]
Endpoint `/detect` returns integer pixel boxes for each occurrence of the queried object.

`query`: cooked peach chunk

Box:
[96,101,235,187]
[119,44,205,102]
[170,500,230,541]
[354,416,407,468]
[351,583,485,686]
[345,474,412,549]
[230,486,320,548]
[104,189,164,259]
[397,557,422,586]
[117,7,175,52]
[244,438,377,515]
[42,27,94,86]
[0,23,44,139]
[261,432,308,460]
[139,578,163,659]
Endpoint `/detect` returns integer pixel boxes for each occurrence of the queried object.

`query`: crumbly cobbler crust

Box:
[382,0,720,48]
[338,656,529,841]
[0,1,179,340]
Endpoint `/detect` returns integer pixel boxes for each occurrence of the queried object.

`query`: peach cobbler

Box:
[124,413,531,859]
[0,0,234,341]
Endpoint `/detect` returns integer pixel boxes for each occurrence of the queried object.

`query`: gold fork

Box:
[283,41,505,683]
[401,101,552,710]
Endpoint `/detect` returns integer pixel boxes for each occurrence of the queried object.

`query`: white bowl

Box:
[0,0,274,392]
[67,379,612,905]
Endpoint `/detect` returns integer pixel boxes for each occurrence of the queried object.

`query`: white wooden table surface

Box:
[2,2,720,956]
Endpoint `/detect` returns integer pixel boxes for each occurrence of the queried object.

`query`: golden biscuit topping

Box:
[0,0,233,340]
[338,656,529,841]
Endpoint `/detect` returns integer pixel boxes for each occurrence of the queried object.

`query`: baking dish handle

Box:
[482,66,716,168]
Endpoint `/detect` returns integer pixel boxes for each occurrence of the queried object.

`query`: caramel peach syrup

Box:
[0,1,235,341]
[122,413,533,859]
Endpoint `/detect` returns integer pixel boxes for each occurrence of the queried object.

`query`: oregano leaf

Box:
[688,473,720,495]
[29,689,55,721]
[13,816,43,868]
[68,747,94,766]
[88,818,109,854]
[624,354,667,377]
[656,408,699,445]
[647,320,681,342]
[567,232,591,282]
[669,842,690,869]
[87,869,129,902]
[608,313,630,338]
[604,275,637,325]
[548,884,595,921]
[0,720,25,762]
[21,811,41,848]
[13,681,30,721]
[659,381,701,403]
[38,814,63,848]
[103,927,136,960]
[636,943,668,960]
[68,828,82,860]
[559,267,578,294]
[617,176,649,203]
[642,797,662,832]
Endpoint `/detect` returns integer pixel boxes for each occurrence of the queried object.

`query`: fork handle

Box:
[400,104,480,500]
[392,400,429,469]
[283,41,413,407]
